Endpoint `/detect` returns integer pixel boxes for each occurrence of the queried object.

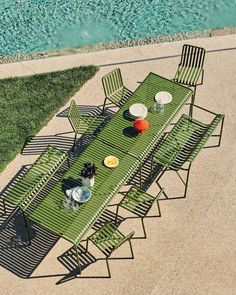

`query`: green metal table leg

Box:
[74,244,81,274]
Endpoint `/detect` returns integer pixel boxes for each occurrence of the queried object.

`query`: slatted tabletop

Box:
[27,72,192,246]
[28,140,139,244]
[97,72,192,160]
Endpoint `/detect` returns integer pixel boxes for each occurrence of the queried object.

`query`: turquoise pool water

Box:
[1,0,236,56]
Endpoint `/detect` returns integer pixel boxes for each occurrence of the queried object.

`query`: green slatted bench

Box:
[151,112,224,198]
[2,145,68,214]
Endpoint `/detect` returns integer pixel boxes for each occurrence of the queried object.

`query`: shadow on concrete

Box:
[0,209,59,278]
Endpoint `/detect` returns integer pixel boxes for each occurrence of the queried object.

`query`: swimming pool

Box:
[1,0,236,56]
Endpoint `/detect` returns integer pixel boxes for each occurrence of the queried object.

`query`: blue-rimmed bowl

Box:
[72,186,91,203]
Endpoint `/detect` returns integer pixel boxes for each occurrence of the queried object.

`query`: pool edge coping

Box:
[1,27,236,65]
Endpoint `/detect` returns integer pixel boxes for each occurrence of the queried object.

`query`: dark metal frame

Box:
[115,189,163,239]
[153,164,192,200]
[187,103,225,147]
[85,233,134,278]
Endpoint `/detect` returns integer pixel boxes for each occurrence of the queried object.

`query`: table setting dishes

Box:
[149,91,172,114]
[64,185,92,212]
[104,155,119,168]
[129,103,148,119]
[154,91,172,104]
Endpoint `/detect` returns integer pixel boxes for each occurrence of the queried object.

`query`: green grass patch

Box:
[0,65,98,173]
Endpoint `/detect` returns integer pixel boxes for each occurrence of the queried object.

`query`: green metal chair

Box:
[68,100,106,150]
[86,222,134,277]
[102,68,133,114]
[174,44,206,115]
[115,187,163,239]
[151,110,224,199]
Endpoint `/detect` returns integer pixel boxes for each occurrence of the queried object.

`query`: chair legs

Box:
[116,203,161,239]
[105,257,111,278]
[74,244,82,274]
[189,86,196,117]
[102,98,107,114]
[71,133,77,152]
[2,199,6,215]
[155,164,192,199]
[183,164,192,198]
[156,199,162,217]
[115,205,120,224]
[22,211,31,246]
[129,239,134,259]
[140,218,147,239]
[85,235,134,278]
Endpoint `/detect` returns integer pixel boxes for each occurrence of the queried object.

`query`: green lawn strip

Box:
[0,65,98,172]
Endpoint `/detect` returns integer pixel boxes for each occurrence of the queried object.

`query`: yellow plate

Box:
[104,155,119,168]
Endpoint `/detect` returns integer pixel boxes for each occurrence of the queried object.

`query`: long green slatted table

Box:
[97,72,193,161]
[26,72,192,271]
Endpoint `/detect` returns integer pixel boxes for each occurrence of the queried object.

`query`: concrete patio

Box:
[0,34,235,295]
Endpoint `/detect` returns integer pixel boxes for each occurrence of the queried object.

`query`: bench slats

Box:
[153,113,224,170]
[3,145,68,211]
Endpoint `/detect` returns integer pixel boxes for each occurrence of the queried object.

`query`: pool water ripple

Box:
[1,0,236,56]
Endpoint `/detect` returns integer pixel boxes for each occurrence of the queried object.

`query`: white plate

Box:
[71,186,91,203]
[155,91,172,104]
[104,155,119,168]
[129,103,148,119]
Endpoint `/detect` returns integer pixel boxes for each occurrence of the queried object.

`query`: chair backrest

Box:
[180,44,206,69]
[102,68,124,99]
[68,100,81,132]
[139,188,164,218]
[187,114,224,163]
[153,114,224,170]
[114,231,135,250]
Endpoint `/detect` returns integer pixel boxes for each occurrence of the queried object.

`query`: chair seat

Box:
[120,186,158,218]
[174,65,202,86]
[90,222,127,256]
[75,115,105,134]
[108,87,133,106]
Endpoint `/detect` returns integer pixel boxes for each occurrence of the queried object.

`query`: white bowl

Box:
[155,91,172,104]
[129,103,148,119]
